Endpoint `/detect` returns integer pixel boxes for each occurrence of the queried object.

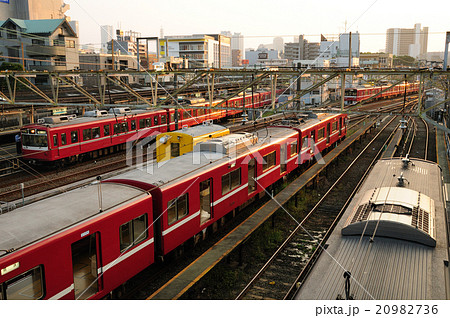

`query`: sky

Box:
[65,0,449,53]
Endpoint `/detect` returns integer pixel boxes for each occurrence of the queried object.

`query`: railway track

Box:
[236,115,400,300]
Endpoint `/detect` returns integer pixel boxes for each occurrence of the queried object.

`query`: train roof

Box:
[109,126,297,189]
[169,122,227,137]
[295,158,448,300]
[0,183,148,258]
[23,108,166,129]
[108,114,339,189]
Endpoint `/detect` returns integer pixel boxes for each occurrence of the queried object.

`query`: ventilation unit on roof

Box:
[84,110,108,117]
[198,133,257,155]
[109,107,131,114]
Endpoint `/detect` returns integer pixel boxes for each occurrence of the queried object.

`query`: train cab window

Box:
[131,120,136,130]
[104,124,110,136]
[71,130,78,143]
[119,214,148,252]
[318,128,325,140]
[92,127,100,138]
[2,265,44,300]
[113,124,120,134]
[83,128,92,141]
[53,135,58,147]
[221,168,241,195]
[262,151,276,171]
[161,115,167,124]
[154,117,159,126]
[167,193,189,225]
[139,119,145,129]
[290,141,298,156]
[61,133,67,145]
[146,118,152,127]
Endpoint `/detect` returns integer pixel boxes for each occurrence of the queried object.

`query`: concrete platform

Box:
[148,117,385,300]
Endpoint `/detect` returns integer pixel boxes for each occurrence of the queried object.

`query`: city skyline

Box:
[65,0,449,54]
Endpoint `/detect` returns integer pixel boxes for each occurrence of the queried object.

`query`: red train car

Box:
[344,82,419,104]
[20,90,280,163]
[1,112,347,299]
[107,112,347,256]
[0,182,154,300]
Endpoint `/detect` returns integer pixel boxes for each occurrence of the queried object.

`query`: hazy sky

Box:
[65,0,449,53]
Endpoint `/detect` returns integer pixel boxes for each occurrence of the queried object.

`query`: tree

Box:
[393,55,416,67]
[0,62,24,71]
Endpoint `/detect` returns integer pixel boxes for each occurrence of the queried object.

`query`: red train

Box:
[344,82,419,104]
[0,112,347,300]
[20,90,276,163]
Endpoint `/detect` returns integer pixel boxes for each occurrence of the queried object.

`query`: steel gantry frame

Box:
[1,68,450,132]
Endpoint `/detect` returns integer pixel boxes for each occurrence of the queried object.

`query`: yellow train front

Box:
[156,121,230,162]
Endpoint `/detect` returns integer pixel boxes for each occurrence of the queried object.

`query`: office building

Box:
[385,23,428,58]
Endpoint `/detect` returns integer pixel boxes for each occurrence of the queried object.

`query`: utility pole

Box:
[444,32,450,125]
[111,40,115,70]
[348,32,352,68]
[21,43,25,70]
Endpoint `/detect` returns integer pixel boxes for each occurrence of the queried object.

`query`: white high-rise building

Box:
[101,25,114,53]
[386,23,428,59]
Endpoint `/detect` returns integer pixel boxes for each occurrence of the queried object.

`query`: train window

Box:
[198,109,204,116]
[83,128,92,141]
[71,130,78,143]
[154,117,159,126]
[170,113,175,122]
[301,136,308,149]
[146,118,152,127]
[318,128,324,140]
[113,124,120,134]
[61,133,67,145]
[139,119,145,129]
[53,135,58,147]
[171,143,180,157]
[161,115,167,124]
[121,123,129,133]
[119,214,148,252]
[131,120,136,130]
[104,125,110,136]
[291,141,298,156]
[262,151,276,171]
[3,265,44,300]
[92,127,100,138]
[332,121,338,132]
[221,168,241,195]
[183,111,190,120]
[167,193,189,225]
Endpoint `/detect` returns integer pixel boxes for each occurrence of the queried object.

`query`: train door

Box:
[326,123,330,144]
[280,143,287,173]
[248,158,257,193]
[71,233,100,300]
[310,130,316,154]
[200,179,212,225]
[339,117,342,135]
[52,133,59,157]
